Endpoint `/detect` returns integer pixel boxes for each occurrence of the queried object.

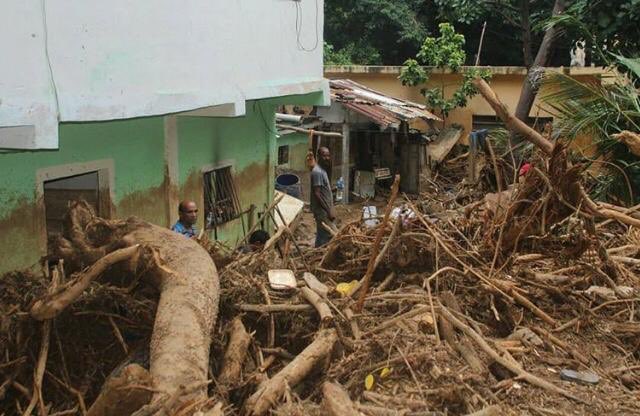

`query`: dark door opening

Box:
[44,171,100,240]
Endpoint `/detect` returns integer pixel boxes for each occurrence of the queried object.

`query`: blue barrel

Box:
[275,173,302,199]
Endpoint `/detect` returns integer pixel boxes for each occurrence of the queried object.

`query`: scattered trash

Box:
[267,269,297,290]
[560,369,600,385]
[362,205,379,227]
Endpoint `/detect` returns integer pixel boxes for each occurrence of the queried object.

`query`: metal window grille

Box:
[278,145,289,165]
[203,167,241,228]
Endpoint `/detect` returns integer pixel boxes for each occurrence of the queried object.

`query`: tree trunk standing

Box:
[512,0,566,150]
[520,0,533,67]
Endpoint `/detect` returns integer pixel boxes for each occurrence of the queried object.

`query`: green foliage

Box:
[324,0,432,65]
[416,23,466,70]
[544,1,640,63]
[323,42,382,66]
[400,23,491,117]
[541,54,640,203]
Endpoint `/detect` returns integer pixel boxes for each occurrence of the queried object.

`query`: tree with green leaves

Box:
[399,23,491,119]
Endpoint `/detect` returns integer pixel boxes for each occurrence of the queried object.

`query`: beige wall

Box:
[324,66,605,152]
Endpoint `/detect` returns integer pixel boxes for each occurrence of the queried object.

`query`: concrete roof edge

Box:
[324,65,609,76]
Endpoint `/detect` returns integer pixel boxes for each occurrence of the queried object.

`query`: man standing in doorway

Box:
[311,146,338,247]
[171,200,198,238]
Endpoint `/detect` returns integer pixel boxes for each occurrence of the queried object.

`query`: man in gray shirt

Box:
[311,146,338,247]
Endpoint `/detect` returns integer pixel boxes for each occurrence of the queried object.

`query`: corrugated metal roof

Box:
[330,79,441,129]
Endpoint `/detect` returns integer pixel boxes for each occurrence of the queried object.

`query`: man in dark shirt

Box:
[171,200,198,238]
[310,146,338,247]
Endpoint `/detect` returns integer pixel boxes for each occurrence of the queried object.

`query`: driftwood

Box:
[244,329,338,415]
[218,318,251,387]
[322,382,364,416]
[438,304,586,403]
[86,364,153,416]
[438,291,486,375]
[30,245,141,320]
[355,175,401,312]
[300,287,333,325]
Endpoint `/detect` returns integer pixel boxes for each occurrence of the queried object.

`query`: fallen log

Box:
[218,318,251,387]
[86,364,153,416]
[244,328,338,415]
[322,382,364,416]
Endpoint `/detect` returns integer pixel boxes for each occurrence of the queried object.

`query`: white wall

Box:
[1,0,328,149]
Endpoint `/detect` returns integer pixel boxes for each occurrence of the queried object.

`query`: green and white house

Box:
[0,1,328,273]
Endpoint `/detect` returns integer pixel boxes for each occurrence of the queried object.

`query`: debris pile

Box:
[1,79,640,415]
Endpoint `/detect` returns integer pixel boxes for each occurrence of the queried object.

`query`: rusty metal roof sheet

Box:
[330,79,441,129]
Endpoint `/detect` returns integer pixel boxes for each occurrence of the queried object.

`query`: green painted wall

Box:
[0,117,166,272]
[277,132,309,171]
[177,101,277,245]
[0,90,326,273]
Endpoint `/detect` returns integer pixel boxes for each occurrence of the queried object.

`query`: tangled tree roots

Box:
[39,201,220,414]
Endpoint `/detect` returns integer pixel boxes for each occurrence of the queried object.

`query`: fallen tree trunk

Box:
[218,318,251,387]
[322,382,364,416]
[244,328,337,416]
[42,201,220,413]
[87,364,153,416]
[472,77,640,229]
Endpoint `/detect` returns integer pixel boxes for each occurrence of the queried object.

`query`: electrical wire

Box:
[295,0,319,52]
[41,0,60,119]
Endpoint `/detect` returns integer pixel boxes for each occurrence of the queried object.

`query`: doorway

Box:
[43,171,100,238]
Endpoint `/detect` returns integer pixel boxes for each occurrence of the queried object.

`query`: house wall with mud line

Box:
[0,117,166,273]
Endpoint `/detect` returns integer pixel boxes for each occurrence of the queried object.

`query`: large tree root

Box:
[38,201,219,414]
[243,328,338,416]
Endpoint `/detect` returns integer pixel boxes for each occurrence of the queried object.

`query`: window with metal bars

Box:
[203,166,241,228]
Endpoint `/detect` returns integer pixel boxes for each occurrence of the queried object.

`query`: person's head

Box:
[248,230,270,251]
[178,200,198,226]
[317,146,331,171]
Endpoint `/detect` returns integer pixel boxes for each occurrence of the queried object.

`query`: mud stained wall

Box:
[177,101,276,245]
[0,117,166,273]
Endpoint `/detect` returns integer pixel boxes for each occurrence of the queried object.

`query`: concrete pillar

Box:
[164,115,179,227]
[341,122,350,204]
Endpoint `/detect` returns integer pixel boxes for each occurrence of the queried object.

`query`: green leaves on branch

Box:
[399,23,491,117]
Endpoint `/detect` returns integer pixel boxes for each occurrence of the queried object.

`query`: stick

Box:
[300,287,333,326]
[438,304,586,403]
[238,304,313,313]
[322,382,363,416]
[343,307,361,340]
[30,245,141,320]
[23,269,61,416]
[235,194,285,251]
[365,306,431,336]
[439,291,486,374]
[276,124,343,137]
[372,217,401,271]
[355,175,401,312]
[244,329,338,416]
[218,318,251,387]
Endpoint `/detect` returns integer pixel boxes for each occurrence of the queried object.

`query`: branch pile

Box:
[2,80,640,416]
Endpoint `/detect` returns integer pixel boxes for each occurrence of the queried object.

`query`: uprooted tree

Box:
[30,201,220,415]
